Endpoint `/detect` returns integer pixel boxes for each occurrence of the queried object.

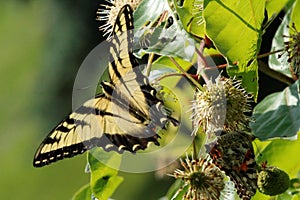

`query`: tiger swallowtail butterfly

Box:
[33,4,178,167]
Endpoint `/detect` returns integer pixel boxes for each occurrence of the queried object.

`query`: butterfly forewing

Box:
[108,5,137,84]
[106,6,170,138]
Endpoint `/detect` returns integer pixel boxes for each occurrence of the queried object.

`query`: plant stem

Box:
[193,139,198,158]
[169,57,204,91]
[155,72,185,81]
[145,53,155,76]
[257,49,284,59]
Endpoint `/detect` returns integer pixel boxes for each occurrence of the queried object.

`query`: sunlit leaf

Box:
[152,56,194,72]
[276,192,295,200]
[88,148,123,200]
[251,190,270,200]
[291,0,300,29]
[165,179,186,200]
[203,0,265,99]
[265,0,290,18]
[250,80,300,140]
[72,184,92,200]
[292,194,300,200]
[173,0,205,39]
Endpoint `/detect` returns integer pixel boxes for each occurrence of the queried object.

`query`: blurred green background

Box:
[0,1,173,199]
[0,1,98,199]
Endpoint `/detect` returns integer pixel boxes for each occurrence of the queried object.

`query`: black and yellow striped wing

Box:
[33,5,178,167]
[107,4,137,83]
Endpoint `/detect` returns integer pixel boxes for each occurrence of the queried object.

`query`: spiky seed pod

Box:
[96,0,142,38]
[282,23,300,77]
[191,77,226,136]
[223,78,252,131]
[191,76,251,136]
[257,166,290,196]
[170,154,228,200]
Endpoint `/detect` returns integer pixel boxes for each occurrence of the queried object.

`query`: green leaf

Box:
[251,191,270,200]
[88,148,124,200]
[203,0,265,99]
[152,56,194,72]
[250,80,300,140]
[173,0,205,39]
[291,0,300,29]
[255,191,299,200]
[266,0,291,18]
[133,0,197,62]
[268,8,292,78]
[165,179,186,200]
[292,194,300,200]
[72,184,92,200]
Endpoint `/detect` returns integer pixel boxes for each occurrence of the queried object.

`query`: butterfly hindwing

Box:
[206,132,257,200]
[33,96,106,167]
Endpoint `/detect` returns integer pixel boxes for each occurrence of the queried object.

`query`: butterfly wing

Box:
[33,91,163,167]
[108,4,137,84]
[107,5,157,120]
[33,95,108,167]
[206,132,257,200]
[102,5,177,150]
